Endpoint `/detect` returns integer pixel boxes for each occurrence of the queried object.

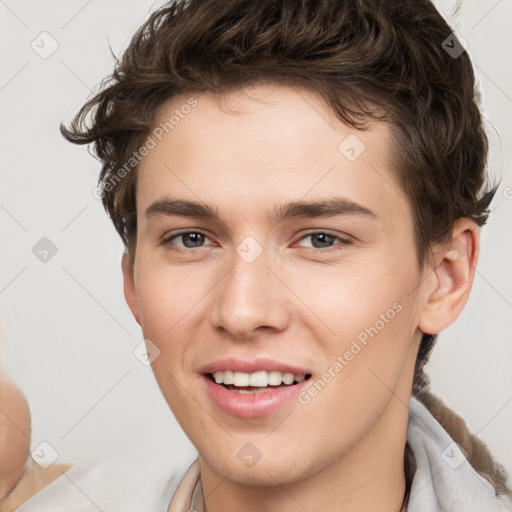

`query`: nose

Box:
[210,246,290,339]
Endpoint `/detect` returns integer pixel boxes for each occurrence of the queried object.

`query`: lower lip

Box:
[202,375,311,418]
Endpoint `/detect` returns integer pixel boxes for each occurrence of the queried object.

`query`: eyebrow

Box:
[145,197,378,222]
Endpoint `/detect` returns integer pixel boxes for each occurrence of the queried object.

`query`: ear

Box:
[121,251,141,325]
[418,219,480,335]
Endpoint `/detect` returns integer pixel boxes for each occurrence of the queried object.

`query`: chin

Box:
[199,438,335,488]
[205,455,308,486]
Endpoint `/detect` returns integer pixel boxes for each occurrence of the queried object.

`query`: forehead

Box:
[136,84,409,225]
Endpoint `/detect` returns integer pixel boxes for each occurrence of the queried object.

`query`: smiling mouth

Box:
[207,370,312,393]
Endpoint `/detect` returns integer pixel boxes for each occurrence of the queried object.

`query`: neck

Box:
[200,394,410,512]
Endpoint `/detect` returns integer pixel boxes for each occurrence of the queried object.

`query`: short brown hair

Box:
[60,0,496,394]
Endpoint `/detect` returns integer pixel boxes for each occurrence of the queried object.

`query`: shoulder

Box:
[414,389,511,495]
[407,390,512,511]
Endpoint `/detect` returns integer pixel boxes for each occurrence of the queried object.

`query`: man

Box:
[3,0,511,510]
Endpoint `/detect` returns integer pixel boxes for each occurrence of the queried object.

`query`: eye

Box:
[296,231,351,250]
[162,230,213,249]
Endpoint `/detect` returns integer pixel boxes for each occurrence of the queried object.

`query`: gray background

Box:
[1,0,511,480]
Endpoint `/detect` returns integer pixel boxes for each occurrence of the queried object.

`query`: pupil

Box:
[312,233,333,248]
[184,233,204,247]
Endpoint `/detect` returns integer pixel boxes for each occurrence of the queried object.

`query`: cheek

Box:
[135,257,214,340]
[289,250,419,337]
[285,264,420,453]
[287,251,421,396]
[133,262,203,412]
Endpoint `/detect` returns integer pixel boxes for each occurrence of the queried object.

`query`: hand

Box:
[0,377,72,511]
[0,377,31,500]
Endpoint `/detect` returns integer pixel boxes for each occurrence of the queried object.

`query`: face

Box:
[124,84,430,486]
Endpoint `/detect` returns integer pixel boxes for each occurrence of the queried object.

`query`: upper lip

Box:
[200,358,311,375]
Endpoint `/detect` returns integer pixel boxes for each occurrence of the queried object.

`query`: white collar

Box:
[406,396,512,511]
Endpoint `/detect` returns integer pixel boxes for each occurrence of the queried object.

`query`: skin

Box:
[0,377,31,499]
[0,378,71,511]
[122,84,479,512]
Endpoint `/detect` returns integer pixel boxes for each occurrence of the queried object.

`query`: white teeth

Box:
[268,371,283,386]
[282,372,295,385]
[249,371,267,387]
[233,371,250,386]
[211,370,307,387]
[233,388,269,394]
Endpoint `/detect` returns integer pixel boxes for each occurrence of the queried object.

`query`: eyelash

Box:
[161,229,352,252]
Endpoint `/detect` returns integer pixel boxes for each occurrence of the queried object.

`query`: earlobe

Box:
[121,252,141,325]
[418,220,479,335]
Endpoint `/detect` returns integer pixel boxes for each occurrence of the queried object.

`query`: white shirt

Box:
[16,396,512,511]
